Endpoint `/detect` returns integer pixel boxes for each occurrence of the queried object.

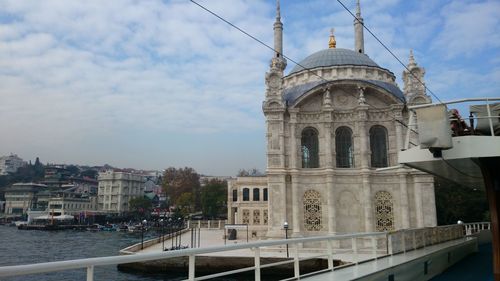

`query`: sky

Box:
[0,0,498,176]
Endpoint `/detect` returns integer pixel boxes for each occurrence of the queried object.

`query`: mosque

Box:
[227,0,437,239]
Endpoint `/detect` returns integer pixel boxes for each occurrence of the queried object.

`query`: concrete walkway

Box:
[137,229,378,261]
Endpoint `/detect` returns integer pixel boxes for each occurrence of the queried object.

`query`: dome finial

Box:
[329,28,336,48]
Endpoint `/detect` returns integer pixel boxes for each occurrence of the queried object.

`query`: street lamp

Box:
[283,221,289,258]
[160,219,165,251]
[141,219,147,250]
[169,218,173,250]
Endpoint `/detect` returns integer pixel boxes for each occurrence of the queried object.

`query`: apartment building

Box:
[97,170,145,213]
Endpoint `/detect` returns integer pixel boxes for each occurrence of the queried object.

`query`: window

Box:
[243,188,250,201]
[375,191,394,231]
[253,188,260,201]
[370,126,388,167]
[232,189,238,202]
[336,126,354,168]
[253,210,260,224]
[303,190,322,231]
[263,188,268,201]
[301,127,319,168]
[242,209,250,224]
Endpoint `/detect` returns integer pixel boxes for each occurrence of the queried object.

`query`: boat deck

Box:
[302,237,478,281]
[431,242,493,281]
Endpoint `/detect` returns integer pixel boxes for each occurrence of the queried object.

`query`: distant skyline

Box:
[0,0,498,176]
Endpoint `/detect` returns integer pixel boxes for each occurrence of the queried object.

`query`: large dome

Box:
[289,48,380,74]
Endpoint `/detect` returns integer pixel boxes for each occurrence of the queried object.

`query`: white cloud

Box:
[432,0,500,59]
[0,0,497,174]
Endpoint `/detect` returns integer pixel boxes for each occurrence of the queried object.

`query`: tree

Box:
[175,192,194,217]
[162,167,200,210]
[129,197,153,219]
[201,179,227,219]
[80,169,98,179]
[435,177,489,225]
[237,168,263,177]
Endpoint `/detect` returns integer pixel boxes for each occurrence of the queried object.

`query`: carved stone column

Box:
[398,171,410,228]
[291,174,300,235]
[391,105,404,152]
[362,173,373,232]
[326,174,336,233]
[357,104,370,169]
[289,110,299,169]
[413,176,424,227]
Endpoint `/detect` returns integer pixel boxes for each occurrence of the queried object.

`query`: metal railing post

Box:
[293,243,300,279]
[327,240,334,270]
[188,255,195,281]
[486,101,494,136]
[254,247,261,281]
[86,265,94,281]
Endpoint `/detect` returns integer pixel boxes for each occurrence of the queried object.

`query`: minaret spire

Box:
[276,0,281,21]
[354,0,365,53]
[271,0,286,71]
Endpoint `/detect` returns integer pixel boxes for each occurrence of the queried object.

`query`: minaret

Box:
[403,50,431,104]
[263,0,288,238]
[354,0,364,53]
[271,0,286,71]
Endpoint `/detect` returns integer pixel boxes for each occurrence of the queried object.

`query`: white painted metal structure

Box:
[399,98,500,189]
[0,224,484,281]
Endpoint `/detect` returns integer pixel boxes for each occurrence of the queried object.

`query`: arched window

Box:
[242,188,249,201]
[374,191,394,231]
[232,189,237,202]
[370,126,388,168]
[263,188,268,201]
[336,126,354,168]
[301,127,319,168]
[253,188,260,201]
[303,190,322,231]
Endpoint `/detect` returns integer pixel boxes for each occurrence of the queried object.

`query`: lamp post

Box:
[178,217,182,248]
[283,221,289,258]
[169,218,173,250]
[160,219,165,251]
[141,219,147,250]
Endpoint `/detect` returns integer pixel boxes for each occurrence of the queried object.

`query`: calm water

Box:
[0,225,185,281]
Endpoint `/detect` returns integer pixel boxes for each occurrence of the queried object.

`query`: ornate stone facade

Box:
[227,0,437,239]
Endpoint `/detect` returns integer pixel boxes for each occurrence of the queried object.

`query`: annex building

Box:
[228,1,437,239]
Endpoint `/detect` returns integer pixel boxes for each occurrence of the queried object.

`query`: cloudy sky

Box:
[0,0,498,176]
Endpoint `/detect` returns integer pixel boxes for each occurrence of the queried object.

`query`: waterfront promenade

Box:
[136,229,376,262]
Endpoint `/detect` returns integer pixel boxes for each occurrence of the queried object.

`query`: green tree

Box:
[129,197,153,219]
[175,192,194,217]
[80,169,98,179]
[435,177,489,225]
[201,179,227,219]
[162,167,200,210]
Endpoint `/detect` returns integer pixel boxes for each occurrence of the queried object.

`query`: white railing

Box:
[187,220,226,229]
[404,97,500,150]
[0,224,474,281]
[463,222,491,235]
